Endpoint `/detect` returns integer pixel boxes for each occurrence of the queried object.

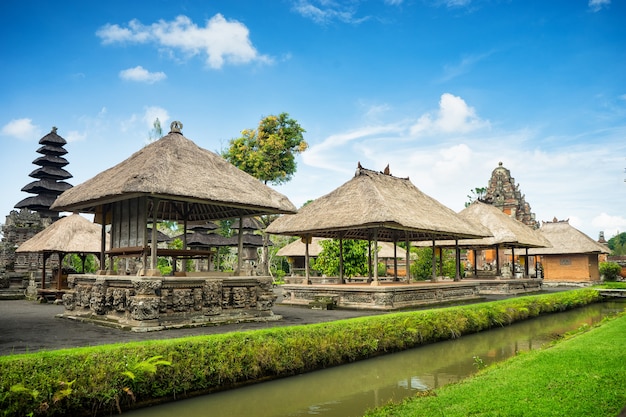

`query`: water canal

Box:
[127,301,625,417]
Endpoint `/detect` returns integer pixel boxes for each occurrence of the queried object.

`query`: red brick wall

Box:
[542,254,599,282]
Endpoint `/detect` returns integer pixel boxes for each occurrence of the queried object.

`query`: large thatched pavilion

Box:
[49,121,296,330]
[265,165,505,310]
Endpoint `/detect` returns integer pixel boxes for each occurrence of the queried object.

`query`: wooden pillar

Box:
[455,240,461,281]
[473,249,478,277]
[431,239,437,281]
[304,236,311,285]
[99,205,107,273]
[525,248,530,278]
[150,198,159,274]
[41,252,49,291]
[371,229,380,286]
[339,235,344,284]
[495,244,501,276]
[236,217,244,276]
[405,233,411,282]
[367,237,372,282]
[393,236,398,281]
[511,247,516,278]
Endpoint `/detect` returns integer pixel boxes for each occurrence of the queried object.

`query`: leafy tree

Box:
[313,239,371,278]
[222,113,307,185]
[410,247,458,281]
[607,232,626,255]
[67,254,98,273]
[599,262,622,281]
[222,113,307,275]
[465,187,487,207]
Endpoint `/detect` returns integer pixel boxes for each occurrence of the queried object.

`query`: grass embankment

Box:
[365,310,626,417]
[0,289,603,416]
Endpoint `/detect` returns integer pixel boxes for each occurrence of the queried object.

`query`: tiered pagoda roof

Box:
[15,127,73,219]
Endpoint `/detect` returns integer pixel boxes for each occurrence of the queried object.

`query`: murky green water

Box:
[127,301,625,417]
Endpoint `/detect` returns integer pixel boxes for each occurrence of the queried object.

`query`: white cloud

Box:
[592,213,626,238]
[97,14,271,69]
[1,118,40,140]
[119,66,166,84]
[410,93,489,136]
[141,106,170,128]
[440,51,494,82]
[292,1,369,25]
[589,0,610,12]
[65,130,87,142]
[292,94,626,239]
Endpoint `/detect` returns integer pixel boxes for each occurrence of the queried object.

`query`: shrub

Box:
[600,262,622,282]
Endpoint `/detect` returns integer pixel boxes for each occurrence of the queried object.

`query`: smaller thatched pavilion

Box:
[527,218,610,283]
[15,213,101,296]
[441,201,551,278]
[267,165,490,286]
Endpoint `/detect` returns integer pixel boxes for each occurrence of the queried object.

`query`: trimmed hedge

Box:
[0,289,601,416]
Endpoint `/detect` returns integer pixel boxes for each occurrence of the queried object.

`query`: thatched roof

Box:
[418,201,550,249]
[456,201,550,248]
[50,123,297,221]
[15,213,101,254]
[231,217,264,231]
[276,237,327,257]
[266,166,490,242]
[527,220,610,255]
[276,237,405,259]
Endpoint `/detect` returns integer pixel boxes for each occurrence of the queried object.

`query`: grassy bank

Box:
[364,310,626,417]
[0,289,602,416]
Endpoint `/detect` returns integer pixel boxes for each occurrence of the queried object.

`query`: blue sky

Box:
[1,0,625,240]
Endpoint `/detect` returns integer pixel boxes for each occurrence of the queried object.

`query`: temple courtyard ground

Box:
[0,287,570,356]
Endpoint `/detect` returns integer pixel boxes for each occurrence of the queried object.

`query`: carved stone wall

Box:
[61,274,279,331]
[281,280,541,310]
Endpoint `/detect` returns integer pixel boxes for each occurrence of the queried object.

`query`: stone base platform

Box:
[59,274,281,332]
[280,278,543,310]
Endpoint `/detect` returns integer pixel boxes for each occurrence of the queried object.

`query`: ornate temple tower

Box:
[14,127,73,220]
[1,127,72,290]
[482,162,539,229]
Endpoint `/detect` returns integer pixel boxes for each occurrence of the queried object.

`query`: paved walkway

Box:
[0,294,385,356]
[0,288,564,356]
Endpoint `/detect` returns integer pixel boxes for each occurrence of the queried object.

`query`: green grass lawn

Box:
[365,313,626,417]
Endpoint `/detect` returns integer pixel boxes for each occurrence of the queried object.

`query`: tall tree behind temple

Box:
[222,113,307,185]
[222,113,307,275]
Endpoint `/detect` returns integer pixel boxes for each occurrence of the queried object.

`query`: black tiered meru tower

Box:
[15,127,73,220]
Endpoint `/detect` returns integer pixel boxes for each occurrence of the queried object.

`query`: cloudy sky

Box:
[1,0,625,240]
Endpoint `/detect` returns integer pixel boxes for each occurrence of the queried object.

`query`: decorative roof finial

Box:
[170,121,183,134]
[51,126,58,134]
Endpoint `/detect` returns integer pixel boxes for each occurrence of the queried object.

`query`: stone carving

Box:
[203,280,222,310]
[59,274,279,329]
[89,281,108,315]
[133,279,162,295]
[107,287,130,312]
[172,289,193,312]
[130,296,160,320]
[63,292,76,310]
[232,287,248,308]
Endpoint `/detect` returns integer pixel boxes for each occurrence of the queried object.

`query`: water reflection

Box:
[128,301,624,417]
